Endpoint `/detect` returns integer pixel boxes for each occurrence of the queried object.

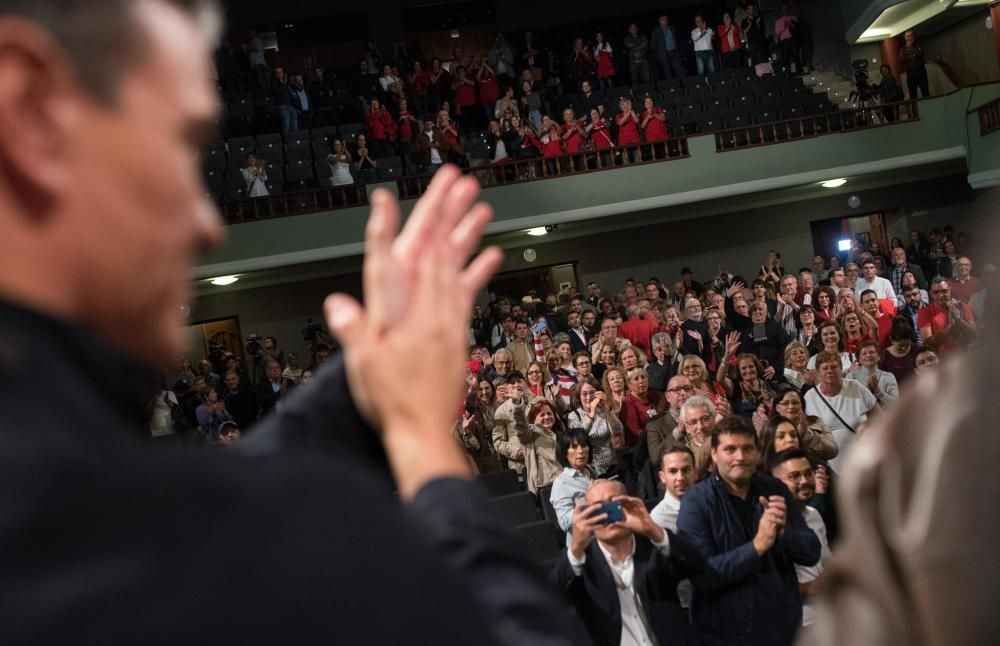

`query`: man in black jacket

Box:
[650,14,686,80]
[725,290,789,373]
[554,479,704,645]
[0,2,576,643]
[254,358,291,416]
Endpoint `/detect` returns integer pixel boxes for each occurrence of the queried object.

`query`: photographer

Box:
[241,152,269,198]
[554,479,703,646]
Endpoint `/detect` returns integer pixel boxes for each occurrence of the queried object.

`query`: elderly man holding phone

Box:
[554,478,704,646]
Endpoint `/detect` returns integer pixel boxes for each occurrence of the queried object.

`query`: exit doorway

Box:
[488,262,579,301]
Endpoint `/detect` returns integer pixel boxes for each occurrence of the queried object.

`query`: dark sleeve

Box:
[772,485,821,566]
[238,356,390,483]
[678,492,764,592]
[408,478,580,646]
[651,529,706,586]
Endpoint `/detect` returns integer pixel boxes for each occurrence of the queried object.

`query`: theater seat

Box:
[536,484,559,530]
[489,491,539,527]
[512,520,563,565]
[477,469,522,497]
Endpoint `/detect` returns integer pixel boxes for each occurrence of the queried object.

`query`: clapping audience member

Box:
[918,277,978,355]
[593,31,616,89]
[769,449,832,628]
[352,134,377,183]
[691,15,716,75]
[615,96,641,162]
[804,351,882,473]
[619,368,665,447]
[770,384,839,465]
[718,12,742,70]
[326,139,354,187]
[847,339,899,405]
[678,416,821,646]
[806,320,854,373]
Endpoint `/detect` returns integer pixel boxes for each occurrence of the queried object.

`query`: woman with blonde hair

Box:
[678,354,726,406]
[619,345,647,371]
[783,341,816,392]
[601,365,627,415]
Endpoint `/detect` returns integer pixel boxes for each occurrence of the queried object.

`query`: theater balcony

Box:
[195,82,1000,282]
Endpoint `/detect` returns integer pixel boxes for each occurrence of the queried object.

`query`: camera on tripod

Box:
[848,59,878,108]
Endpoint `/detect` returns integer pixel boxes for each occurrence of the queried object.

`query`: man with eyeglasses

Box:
[949,256,982,304]
[844,263,859,290]
[918,278,977,355]
[645,375,694,472]
[678,396,717,481]
[589,317,632,362]
[769,449,831,628]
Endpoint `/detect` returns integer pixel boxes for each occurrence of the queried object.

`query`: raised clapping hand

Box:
[323,166,504,498]
[753,495,787,555]
[724,330,742,356]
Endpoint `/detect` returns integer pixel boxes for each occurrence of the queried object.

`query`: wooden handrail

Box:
[221,183,369,224]
[712,98,920,152]
[397,137,692,199]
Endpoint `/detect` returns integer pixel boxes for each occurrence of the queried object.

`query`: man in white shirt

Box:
[769,449,831,627]
[690,15,715,75]
[650,445,696,608]
[854,259,896,304]
[555,479,703,646]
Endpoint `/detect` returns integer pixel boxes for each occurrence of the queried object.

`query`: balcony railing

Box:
[397,137,691,199]
[221,183,368,224]
[713,99,920,152]
[978,96,1000,136]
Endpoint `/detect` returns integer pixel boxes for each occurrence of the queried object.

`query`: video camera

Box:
[849,59,876,104]
[245,333,262,355]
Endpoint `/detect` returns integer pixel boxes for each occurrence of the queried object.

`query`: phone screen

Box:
[531,321,547,335]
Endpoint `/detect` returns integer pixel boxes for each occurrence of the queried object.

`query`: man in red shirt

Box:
[949,256,982,304]
[619,304,657,356]
[860,289,892,348]
[917,278,978,355]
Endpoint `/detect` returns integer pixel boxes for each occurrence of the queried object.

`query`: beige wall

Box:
[923,13,999,85]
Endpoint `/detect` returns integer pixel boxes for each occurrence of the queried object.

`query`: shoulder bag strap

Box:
[815,388,857,434]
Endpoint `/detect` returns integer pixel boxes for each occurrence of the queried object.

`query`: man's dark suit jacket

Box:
[0,299,577,645]
[254,378,291,417]
[553,530,705,646]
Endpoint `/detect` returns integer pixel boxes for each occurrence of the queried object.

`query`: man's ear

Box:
[0,19,84,214]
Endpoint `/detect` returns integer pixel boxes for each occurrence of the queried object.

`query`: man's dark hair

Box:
[660,443,694,466]
[889,317,916,342]
[506,370,526,384]
[768,448,810,474]
[557,428,593,468]
[859,289,877,301]
[711,415,757,448]
[680,267,692,276]
[3,0,220,103]
[513,316,530,327]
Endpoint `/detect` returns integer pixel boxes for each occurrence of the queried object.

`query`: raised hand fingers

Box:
[449,202,494,265]
[460,247,504,309]
[363,189,401,330]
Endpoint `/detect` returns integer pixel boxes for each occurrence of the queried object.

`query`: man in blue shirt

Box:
[678,416,820,646]
[289,72,312,129]
[650,14,686,80]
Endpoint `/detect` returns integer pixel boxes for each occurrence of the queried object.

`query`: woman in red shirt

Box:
[397,98,416,159]
[718,12,743,71]
[640,95,668,141]
[585,107,614,168]
[616,97,641,162]
[593,32,616,90]
[407,60,430,119]
[540,115,562,175]
[428,57,450,113]
[452,65,478,137]
[473,56,499,124]
[618,368,665,447]
[364,98,395,158]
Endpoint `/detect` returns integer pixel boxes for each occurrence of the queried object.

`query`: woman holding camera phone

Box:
[567,378,622,470]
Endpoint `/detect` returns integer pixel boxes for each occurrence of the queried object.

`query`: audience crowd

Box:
[155,224,990,644]
[217,3,819,197]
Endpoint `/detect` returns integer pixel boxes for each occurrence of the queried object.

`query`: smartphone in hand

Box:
[596,501,625,525]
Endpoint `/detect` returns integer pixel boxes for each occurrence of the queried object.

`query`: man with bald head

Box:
[555,478,703,646]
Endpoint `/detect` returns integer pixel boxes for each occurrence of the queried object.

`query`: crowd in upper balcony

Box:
[212,2,837,198]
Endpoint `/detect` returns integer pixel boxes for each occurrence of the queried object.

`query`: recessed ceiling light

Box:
[821,178,847,188]
[209,275,239,286]
[525,227,548,236]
